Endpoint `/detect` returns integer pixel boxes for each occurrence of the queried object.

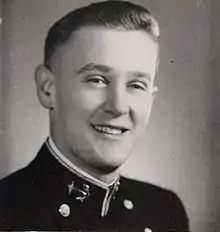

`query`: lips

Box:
[92,124,129,136]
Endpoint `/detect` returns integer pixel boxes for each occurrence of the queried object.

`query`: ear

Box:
[35,65,56,110]
[144,85,158,129]
[151,86,158,100]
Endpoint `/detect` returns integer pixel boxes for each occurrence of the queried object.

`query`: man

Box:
[0,1,190,231]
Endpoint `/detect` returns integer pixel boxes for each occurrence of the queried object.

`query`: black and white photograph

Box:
[0,0,219,231]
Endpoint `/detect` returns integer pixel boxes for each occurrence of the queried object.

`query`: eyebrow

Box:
[76,63,114,75]
[128,71,152,81]
[76,63,152,81]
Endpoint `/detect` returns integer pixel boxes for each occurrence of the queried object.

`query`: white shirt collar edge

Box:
[46,137,119,190]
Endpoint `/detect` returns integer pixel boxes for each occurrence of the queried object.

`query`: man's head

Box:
[35,0,160,180]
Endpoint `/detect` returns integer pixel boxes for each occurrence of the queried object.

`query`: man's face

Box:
[50,27,158,172]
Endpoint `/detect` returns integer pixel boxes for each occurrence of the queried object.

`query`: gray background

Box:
[0,0,220,231]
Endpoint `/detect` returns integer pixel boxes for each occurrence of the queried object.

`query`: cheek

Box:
[132,97,153,127]
[73,90,106,112]
[57,86,107,125]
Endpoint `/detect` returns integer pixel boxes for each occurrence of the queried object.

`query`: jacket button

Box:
[144,228,152,232]
[59,203,70,217]
[123,199,133,210]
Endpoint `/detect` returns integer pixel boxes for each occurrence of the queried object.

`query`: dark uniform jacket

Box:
[0,142,190,232]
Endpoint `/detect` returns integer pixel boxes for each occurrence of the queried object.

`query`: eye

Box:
[86,75,108,88]
[127,81,148,91]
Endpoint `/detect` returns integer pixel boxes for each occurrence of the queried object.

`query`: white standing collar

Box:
[46,137,119,190]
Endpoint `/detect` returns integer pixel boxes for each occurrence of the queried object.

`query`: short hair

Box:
[44,0,160,70]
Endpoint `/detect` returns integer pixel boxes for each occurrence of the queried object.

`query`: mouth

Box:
[91,124,129,137]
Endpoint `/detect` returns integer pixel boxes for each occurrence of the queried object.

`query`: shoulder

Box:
[0,162,52,230]
[120,175,180,200]
[0,143,50,196]
[0,165,39,211]
[0,163,42,200]
[0,161,40,198]
[119,176,190,230]
[0,148,52,204]
[121,176,179,197]
[0,166,32,195]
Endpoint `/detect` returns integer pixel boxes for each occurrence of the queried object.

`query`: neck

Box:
[49,136,119,186]
[66,149,119,185]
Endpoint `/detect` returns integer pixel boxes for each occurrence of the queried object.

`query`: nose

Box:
[103,86,129,117]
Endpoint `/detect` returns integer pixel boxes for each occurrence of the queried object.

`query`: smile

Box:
[92,125,128,136]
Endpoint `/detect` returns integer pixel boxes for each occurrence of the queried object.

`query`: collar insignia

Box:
[68,181,90,202]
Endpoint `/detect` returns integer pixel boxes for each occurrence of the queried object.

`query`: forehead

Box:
[52,26,159,75]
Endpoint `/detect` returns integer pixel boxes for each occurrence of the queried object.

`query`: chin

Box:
[92,148,132,173]
[93,162,122,174]
[92,156,129,174]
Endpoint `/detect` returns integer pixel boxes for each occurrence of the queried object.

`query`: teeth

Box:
[94,125,123,135]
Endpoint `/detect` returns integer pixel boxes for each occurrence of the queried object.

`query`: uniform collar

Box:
[46,137,119,190]
[46,137,120,217]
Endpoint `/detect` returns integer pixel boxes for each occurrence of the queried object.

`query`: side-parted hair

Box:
[44,0,160,70]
